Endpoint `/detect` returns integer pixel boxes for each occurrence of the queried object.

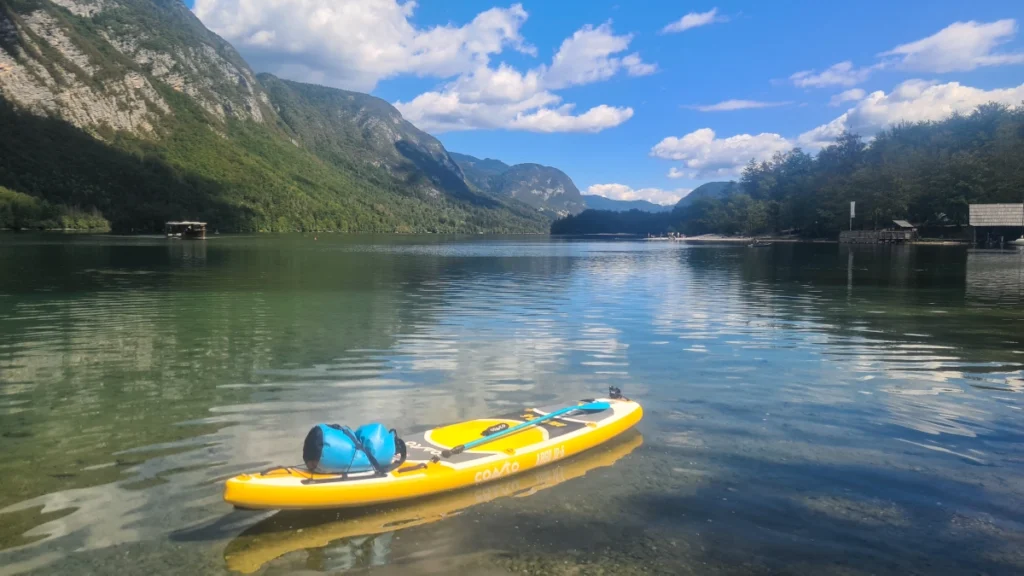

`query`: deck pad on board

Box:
[404,404,607,464]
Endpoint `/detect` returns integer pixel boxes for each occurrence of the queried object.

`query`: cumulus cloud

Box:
[661,8,727,34]
[586,184,691,206]
[790,61,874,88]
[667,167,686,179]
[507,105,634,133]
[795,115,850,150]
[394,65,634,133]
[544,23,656,89]
[829,88,866,106]
[193,0,534,91]
[395,21,650,133]
[879,19,1024,72]
[798,79,1024,148]
[687,99,791,112]
[651,128,793,178]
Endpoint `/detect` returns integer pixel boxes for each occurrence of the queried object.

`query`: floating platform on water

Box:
[165,221,206,239]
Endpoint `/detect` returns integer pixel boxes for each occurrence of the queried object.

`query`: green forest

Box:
[0,186,109,231]
[553,103,1024,237]
[0,94,547,234]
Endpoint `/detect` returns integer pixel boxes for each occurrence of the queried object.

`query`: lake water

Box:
[1,235,1023,575]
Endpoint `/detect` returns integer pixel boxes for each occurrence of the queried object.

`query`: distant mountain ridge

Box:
[584,195,673,212]
[675,182,738,208]
[451,153,586,216]
[0,0,549,233]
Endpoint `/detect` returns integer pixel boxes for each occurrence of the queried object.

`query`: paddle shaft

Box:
[441,401,610,458]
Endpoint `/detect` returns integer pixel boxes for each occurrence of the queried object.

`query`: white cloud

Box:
[193,0,534,92]
[789,19,1024,90]
[655,79,1024,170]
[507,104,635,133]
[395,21,649,133]
[799,79,1024,148]
[395,80,633,133]
[651,128,793,178]
[622,53,658,77]
[447,63,544,104]
[879,19,1024,73]
[790,61,874,88]
[586,184,691,206]
[661,8,727,34]
[687,99,792,112]
[543,23,655,89]
[829,88,866,106]
[795,114,849,150]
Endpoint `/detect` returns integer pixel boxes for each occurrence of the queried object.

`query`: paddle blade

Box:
[574,401,611,412]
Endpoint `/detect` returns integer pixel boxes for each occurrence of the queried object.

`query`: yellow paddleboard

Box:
[224,396,642,510]
[224,431,643,574]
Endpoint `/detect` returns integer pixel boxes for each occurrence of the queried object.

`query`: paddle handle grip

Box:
[441,445,464,458]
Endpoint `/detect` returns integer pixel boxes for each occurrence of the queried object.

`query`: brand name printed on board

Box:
[474,461,520,483]
[535,445,565,466]
[405,440,443,458]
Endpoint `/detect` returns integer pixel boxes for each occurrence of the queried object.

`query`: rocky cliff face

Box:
[260,75,477,202]
[0,0,550,233]
[0,0,269,136]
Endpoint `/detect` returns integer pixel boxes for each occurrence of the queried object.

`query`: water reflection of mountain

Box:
[2,237,1023,575]
[0,236,586,507]
[1,236,628,565]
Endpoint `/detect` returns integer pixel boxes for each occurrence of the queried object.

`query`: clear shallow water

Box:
[0,235,1022,575]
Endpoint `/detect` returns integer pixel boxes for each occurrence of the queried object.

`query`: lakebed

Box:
[0,234,1022,575]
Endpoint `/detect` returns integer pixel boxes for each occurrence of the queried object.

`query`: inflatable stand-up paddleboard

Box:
[224,390,642,510]
[224,431,643,574]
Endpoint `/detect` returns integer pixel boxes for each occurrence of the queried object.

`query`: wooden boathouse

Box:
[969,204,1024,245]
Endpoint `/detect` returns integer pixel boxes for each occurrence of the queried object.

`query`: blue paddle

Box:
[440,401,612,458]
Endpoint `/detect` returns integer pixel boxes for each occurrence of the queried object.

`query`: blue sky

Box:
[189,1,1024,204]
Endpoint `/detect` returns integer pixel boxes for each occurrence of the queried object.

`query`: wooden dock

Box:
[839,230,916,244]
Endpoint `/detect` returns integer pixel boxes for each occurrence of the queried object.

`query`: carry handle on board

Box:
[440,401,611,458]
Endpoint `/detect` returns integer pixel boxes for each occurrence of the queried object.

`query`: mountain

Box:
[257,76,499,207]
[451,153,586,216]
[0,0,548,233]
[449,152,510,192]
[674,181,738,208]
[583,195,673,212]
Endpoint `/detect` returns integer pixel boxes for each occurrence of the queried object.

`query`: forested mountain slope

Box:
[0,0,549,232]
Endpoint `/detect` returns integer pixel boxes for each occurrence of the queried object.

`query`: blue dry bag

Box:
[302,422,403,474]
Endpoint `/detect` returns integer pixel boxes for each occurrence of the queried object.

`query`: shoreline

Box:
[1,229,974,245]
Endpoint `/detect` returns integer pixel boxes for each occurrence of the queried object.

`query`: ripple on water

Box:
[0,239,1022,574]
